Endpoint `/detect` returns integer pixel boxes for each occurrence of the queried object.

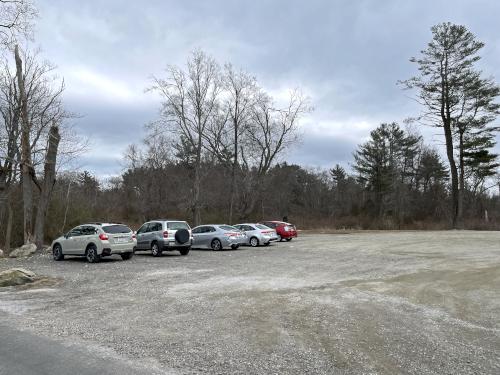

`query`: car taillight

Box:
[163,231,169,238]
[99,233,109,241]
[284,226,290,231]
[225,232,237,237]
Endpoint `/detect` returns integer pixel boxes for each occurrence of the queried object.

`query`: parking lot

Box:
[1,231,499,374]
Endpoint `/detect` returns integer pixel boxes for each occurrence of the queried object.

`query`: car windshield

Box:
[167,222,189,230]
[219,225,237,231]
[102,224,131,234]
[256,224,269,229]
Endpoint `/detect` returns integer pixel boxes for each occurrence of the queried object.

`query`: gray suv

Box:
[135,220,192,256]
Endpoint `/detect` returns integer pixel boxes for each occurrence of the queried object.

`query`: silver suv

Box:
[135,220,192,256]
[51,223,136,263]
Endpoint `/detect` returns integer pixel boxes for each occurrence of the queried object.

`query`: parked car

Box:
[234,223,278,247]
[135,220,192,256]
[192,224,247,250]
[259,221,298,241]
[51,223,136,263]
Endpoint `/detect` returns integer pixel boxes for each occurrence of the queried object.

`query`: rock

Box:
[0,268,36,287]
[43,246,52,254]
[9,243,37,258]
[0,249,4,258]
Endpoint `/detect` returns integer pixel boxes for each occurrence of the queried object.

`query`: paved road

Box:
[0,324,169,375]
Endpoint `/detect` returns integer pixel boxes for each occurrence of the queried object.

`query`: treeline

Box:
[4,121,499,250]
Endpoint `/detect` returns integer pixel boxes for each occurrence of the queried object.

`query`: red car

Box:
[259,221,297,242]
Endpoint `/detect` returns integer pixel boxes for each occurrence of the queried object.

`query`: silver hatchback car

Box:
[234,223,279,247]
[51,223,136,263]
[192,224,246,250]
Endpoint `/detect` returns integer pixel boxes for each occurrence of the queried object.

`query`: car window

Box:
[266,222,277,228]
[205,226,216,233]
[150,222,162,232]
[81,226,97,235]
[192,226,204,234]
[137,223,150,234]
[102,224,131,234]
[68,227,83,237]
[256,224,268,230]
[246,225,256,231]
[167,222,189,230]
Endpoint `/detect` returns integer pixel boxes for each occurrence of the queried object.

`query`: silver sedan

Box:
[234,223,279,247]
[192,224,247,250]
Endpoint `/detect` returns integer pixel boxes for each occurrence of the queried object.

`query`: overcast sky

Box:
[34,0,500,177]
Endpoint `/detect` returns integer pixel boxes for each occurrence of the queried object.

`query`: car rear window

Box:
[167,222,189,230]
[219,225,237,231]
[102,224,132,234]
[256,224,269,229]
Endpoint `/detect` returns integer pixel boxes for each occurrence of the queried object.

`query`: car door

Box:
[78,226,97,255]
[136,223,151,250]
[192,226,205,247]
[148,222,163,247]
[64,226,83,254]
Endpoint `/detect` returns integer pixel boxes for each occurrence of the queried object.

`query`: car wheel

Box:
[231,244,239,250]
[86,245,101,263]
[53,244,64,261]
[264,242,270,246]
[151,242,162,257]
[179,247,190,256]
[285,238,292,242]
[211,239,222,251]
[249,237,259,247]
[121,252,134,260]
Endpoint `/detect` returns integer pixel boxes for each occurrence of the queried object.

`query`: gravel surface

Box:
[1,231,499,374]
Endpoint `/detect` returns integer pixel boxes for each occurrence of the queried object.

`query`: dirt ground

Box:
[0,231,499,374]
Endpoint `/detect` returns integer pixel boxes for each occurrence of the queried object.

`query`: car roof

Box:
[150,219,188,223]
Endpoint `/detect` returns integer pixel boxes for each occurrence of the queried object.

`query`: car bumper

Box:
[279,231,297,239]
[161,240,192,251]
[222,237,247,247]
[101,242,135,256]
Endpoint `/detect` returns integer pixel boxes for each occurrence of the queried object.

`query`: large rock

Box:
[9,243,37,258]
[0,268,36,287]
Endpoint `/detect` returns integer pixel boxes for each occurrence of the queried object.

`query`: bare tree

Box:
[0,0,37,47]
[150,50,221,225]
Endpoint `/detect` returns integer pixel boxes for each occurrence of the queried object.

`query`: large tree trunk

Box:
[34,124,61,250]
[0,171,6,229]
[443,122,460,229]
[14,44,34,244]
[4,202,13,254]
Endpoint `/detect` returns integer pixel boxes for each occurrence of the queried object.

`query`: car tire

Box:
[249,237,259,247]
[231,244,239,250]
[211,239,222,251]
[151,242,162,257]
[285,238,292,242]
[264,242,270,246]
[53,244,64,261]
[86,244,101,263]
[179,247,190,256]
[121,252,134,260]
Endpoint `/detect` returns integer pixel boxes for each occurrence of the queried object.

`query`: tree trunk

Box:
[442,122,459,229]
[457,131,465,228]
[34,124,61,250]
[192,135,202,226]
[4,202,13,254]
[14,44,34,244]
[0,171,6,229]
[228,117,238,224]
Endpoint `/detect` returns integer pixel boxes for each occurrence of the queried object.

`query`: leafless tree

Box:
[150,50,221,225]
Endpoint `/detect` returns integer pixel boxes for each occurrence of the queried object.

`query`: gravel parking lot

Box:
[1,231,499,374]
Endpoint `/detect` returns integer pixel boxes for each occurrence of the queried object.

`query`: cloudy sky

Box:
[34,0,500,176]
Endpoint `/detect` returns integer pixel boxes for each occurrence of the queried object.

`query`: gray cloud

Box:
[33,0,500,175]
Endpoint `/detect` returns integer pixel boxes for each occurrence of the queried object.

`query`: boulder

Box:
[9,243,37,258]
[0,268,36,287]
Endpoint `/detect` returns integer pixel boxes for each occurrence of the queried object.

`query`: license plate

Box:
[115,237,128,243]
